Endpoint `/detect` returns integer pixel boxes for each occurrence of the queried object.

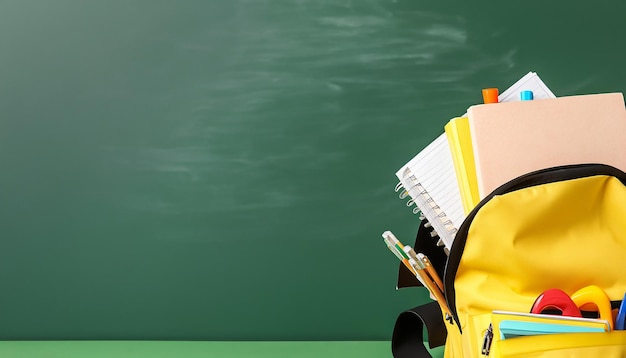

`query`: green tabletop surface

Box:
[0,341,444,358]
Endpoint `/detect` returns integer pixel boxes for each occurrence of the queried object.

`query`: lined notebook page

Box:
[396,133,463,250]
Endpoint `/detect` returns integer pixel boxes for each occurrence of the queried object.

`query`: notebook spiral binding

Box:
[395,178,458,250]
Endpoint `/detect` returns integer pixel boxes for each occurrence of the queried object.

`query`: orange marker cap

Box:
[482,88,499,104]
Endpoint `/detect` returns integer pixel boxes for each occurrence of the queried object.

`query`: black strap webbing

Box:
[392,301,447,358]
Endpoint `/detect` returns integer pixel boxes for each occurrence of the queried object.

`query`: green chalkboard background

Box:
[1,0,626,340]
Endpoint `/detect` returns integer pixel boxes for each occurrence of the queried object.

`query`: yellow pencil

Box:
[418,253,445,293]
[402,246,445,293]
[409,257,452,317]
[382,231,452,316]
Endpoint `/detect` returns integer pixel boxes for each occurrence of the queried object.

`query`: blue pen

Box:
[616,292,626,330]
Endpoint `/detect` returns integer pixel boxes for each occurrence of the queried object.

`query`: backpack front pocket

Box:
[491,331,626,357]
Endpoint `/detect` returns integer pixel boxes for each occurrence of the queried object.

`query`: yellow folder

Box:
[445,117,480,214]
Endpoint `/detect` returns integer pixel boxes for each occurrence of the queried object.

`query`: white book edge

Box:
[492,310,611,330]
[493,310,608,323]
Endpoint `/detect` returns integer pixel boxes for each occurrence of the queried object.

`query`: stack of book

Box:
[394,72,626,253]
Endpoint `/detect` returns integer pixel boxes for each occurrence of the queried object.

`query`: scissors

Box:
[530,288,582,317]
[531,285,613,330]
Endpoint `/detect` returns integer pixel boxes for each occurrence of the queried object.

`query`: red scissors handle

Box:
[531,288,582,317]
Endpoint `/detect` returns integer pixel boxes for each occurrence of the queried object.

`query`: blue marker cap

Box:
[520,90,534,101]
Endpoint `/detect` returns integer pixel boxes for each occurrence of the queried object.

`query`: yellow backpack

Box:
[392,164,626,357]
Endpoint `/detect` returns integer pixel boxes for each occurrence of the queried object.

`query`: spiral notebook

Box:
[395,72,555,252]
[395,133,463,251]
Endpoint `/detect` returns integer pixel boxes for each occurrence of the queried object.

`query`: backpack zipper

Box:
[481,323,493,355]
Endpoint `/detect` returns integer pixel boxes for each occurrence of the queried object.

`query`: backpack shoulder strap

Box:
[392,301,447,358]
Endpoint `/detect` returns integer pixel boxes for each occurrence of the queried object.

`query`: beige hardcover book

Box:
[468,93,626,198]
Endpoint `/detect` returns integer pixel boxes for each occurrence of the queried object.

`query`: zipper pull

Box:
[481,323,493,356]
